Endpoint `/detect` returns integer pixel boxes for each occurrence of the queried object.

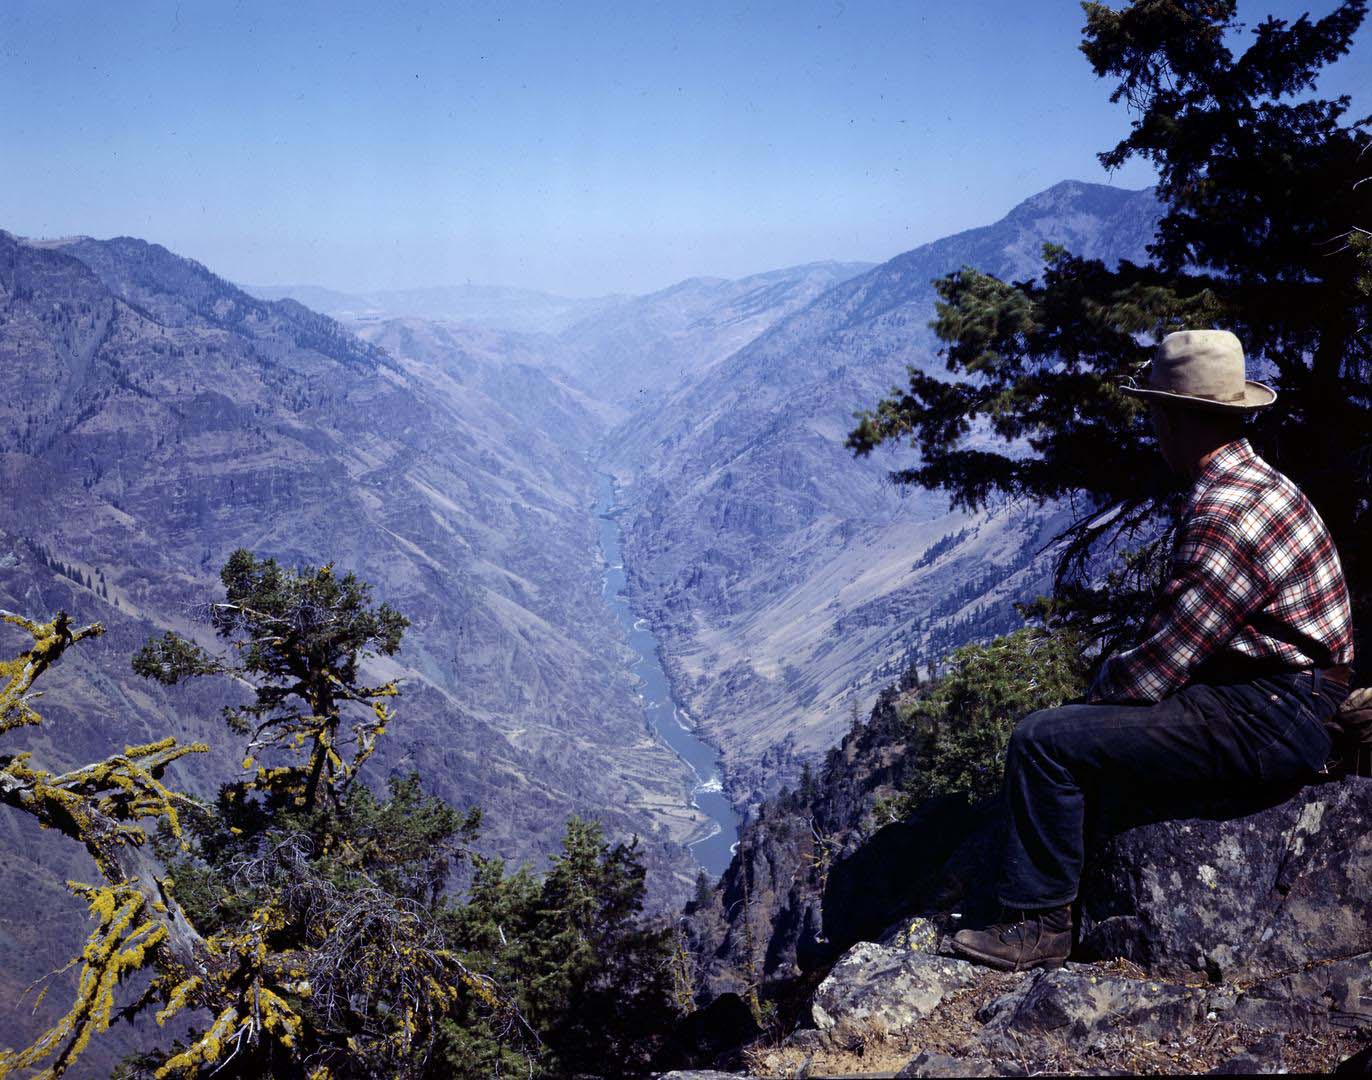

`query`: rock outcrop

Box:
[1078,776,1372,983]
[810,946,980,1049]
[668,775,1372,1076]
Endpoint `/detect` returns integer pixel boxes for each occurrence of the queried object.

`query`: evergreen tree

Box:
[849,0,1371,660]
[896,627,1089,810]
[441,816,678,1078]
[122,551,516,1077]
[691,868,714,909]
[133,549,409,816]
[0,557,528,1078]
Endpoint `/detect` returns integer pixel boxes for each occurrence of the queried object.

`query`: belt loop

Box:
[1312,667,1322,697]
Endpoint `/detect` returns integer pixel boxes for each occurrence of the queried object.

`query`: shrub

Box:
[896,626,1088,809]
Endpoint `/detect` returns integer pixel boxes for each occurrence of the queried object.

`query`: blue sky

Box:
[3,2,1368,296]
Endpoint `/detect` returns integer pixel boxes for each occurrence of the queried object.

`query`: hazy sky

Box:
[3,2,1368,296]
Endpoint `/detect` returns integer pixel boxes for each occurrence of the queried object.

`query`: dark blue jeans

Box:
[998,669,1350,909]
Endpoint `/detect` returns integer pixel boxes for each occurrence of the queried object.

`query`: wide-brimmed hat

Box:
[1122,329,1277,411]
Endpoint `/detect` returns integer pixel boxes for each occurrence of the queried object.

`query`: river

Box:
[593,472,743,880]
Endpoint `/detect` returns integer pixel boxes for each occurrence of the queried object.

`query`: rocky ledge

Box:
[659,775,1372,1076]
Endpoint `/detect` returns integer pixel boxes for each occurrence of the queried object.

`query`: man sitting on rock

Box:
[951,329,1355,972]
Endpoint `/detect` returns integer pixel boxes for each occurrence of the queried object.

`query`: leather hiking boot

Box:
[951,906,1071,972]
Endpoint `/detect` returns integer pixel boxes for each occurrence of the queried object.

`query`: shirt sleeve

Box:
[1086,511,1274,704]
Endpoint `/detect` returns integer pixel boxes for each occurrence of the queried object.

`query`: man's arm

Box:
[1086,510,1273,703]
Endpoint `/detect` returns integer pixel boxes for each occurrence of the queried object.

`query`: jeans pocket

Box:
[1255,698,1332,782]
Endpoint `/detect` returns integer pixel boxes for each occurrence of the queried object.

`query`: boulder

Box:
[1226,950,1372,1033]
[817,777,1372,989]
[879,915,946,954]
[702,776,1372,1076]
[655,1073,755,1080]
[1078,776,1372,982]
[810,942,980,1048]
[971,967,1208,1058]
[897,1049,1025,1076]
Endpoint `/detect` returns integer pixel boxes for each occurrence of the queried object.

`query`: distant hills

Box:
[552,261,874,407]
[246,260,875,408]
[242,280,623,335]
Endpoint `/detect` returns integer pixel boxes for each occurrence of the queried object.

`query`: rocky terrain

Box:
[657,675,1372,1077]
[602,181,1162,812]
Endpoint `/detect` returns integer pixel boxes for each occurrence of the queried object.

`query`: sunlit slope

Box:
[600,181,1161,808]
[0,230,713,1055]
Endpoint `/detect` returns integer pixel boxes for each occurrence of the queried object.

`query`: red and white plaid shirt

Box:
[1088,438,1354,704]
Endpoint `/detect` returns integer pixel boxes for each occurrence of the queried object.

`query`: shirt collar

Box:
[1192,437,1254,492]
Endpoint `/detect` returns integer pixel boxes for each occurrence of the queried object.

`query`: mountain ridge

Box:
[599,180,1161,811]
[0,228,712,1059]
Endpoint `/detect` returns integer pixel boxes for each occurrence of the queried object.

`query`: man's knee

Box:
[1008,704,1092,761]
[1010,707,1059,753]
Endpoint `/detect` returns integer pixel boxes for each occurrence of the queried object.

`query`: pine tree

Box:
[120,550,520,1077]
[133,548,409,816]
[895,627,1089,809]
[691,868,713,908]
[849,0,1371,658]
[440,815,678,1077]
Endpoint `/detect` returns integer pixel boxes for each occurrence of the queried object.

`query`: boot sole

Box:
[950,939,1068,973]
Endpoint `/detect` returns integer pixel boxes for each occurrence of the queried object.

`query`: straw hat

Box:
[1122,330,1277,411]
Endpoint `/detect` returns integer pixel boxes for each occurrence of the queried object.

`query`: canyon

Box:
[0,180,1158,1062]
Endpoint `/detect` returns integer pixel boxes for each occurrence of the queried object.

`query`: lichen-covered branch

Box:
[0,611,305,1079]
[0,610,104,735]
[4,561,528,1078]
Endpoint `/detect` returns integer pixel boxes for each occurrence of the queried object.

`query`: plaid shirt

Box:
[1088,438,1354,704]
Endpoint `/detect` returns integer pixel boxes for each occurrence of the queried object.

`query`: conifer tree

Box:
[126,550,514,1078]
[0,555,526,1079]
[133,549,409,817]
[849,0,1371,657]
[440,815,678,1077]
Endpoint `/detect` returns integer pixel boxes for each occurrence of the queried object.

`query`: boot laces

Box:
[995,909,1043,952]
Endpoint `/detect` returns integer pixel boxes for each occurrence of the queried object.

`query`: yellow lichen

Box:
[154,1006,239,1078]
[154,977,202,1027]
[1,611,104,735]
[2,884,167,1078]
[0,614,217,1080]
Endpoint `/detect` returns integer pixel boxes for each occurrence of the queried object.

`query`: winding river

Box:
[593,472,742,880]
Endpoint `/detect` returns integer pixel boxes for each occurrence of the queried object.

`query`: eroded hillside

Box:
[0,231,710,1057]
[601,181,1161,811]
